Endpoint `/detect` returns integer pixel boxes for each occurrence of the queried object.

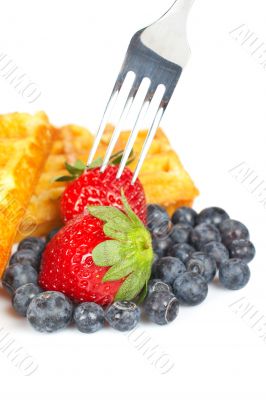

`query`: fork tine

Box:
[86,88,119,166]
[100,92,135,172]
[131,105,165,184]
[116,98,150,179]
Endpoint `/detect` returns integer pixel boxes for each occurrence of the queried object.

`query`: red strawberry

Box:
[39,193,153,306]
[57,158,147,225]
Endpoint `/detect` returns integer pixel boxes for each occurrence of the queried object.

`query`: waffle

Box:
[15,125,95,240]
[0,112,55,277]
[16,123,198,241]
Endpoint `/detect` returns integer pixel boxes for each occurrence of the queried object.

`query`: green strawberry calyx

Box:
[55,150,134,182]
[87,191,153,302]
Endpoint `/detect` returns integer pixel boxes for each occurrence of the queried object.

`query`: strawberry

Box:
[39,192,153,306]
[57,155,147,225]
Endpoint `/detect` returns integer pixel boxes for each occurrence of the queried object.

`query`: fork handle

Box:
[166,0,195,17]
[141,0,195,67]
[157,0,195,32]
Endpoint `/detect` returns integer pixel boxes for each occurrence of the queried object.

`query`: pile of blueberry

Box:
[0,205,255,334]
[148,205,255,311]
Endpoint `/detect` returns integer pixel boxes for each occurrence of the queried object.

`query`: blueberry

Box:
[170,223,192,244]
[167,243,195,263]
[153,253,159,264]
[151,253,160,276]
[147,279,172,296]
[171,207,197,227]
[154,256,186,285]
[219,219,249,247]
[190,223,221,250]
[152,237,172,257]
[219,259,250,290]
[144,291,179,325]
[197,207,229,227]
[2,263,38,294]
[74,302,105,333]
[186,252,217,283]
[12,283,42,316]
[18,237,45,256]
[147,204,171,238]
[105,301,140,332]
[10,249,40,271]
[46,228,61,243]
[26,291,73,333]
[202,241,229,268]
[173,271,208,306]
[228,239,255,263]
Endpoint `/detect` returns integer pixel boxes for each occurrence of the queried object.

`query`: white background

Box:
[0,0,266,398]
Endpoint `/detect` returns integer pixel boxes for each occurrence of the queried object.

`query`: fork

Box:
[87,0,195,183]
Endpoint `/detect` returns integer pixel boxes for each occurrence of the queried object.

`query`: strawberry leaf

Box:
[110,150,134,166]
[90,191,153,301]
[74,160,87,170]
[103,222,129,241]
[121,190,142,227]
[54,175,76,182]
[55,149,135,183]
[115,271,146,301]
[65,160,86,175]
[87,205,131,230]
[87,157,103,170]
[55,148,135,183]
[102,258,135,282]
[92,240,126,266]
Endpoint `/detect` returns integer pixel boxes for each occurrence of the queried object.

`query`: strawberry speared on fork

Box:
[56,152,147,224]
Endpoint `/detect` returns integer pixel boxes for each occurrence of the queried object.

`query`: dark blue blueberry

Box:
[147,279,172,296]
[173,271,208,306]
[74,302,105,333]
[197,207,229,227]
[219,259,250,290]
[12,283,42,317]
[154,256,186,285]
[2,263,38,294]
[26,291,73,333]
[152,237,172,257]
[46,228,61,243]
[228,239,255,263]
[167,243,195,263]
[147,204,171,238]
[190,223,221,250]
[202,241,229,268]
[10,249,40,271]
[144,291,179,325]
[170,223,192,244]
[219,219,249,247]
[151,253,160,276]
[18,237,45,256]
[186,252,217,283]
[105,301,140,332]
[171,207,197,227]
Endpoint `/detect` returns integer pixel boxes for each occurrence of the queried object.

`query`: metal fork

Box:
[87,0,195,183]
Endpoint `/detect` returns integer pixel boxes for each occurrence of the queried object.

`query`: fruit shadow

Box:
[140,311,161,326]
[0,286,20,318]
[0,286,10,301]
[211,276,229,292]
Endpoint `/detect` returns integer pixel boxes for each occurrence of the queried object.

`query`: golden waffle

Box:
[16,123,199,241]
[15,125,95,240]
[0,112,55,277]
